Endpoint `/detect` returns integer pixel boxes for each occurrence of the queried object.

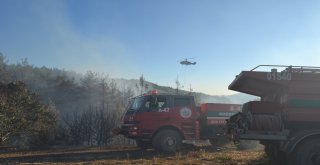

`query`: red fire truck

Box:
[227,65,320,165]
[113,90,241,152]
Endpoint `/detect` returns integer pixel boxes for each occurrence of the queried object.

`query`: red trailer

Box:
[227,65,320,165]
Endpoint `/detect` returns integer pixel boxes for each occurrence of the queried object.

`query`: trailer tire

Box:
[152,130,182,153]
[289,138,320,165]
[136,139,152,150]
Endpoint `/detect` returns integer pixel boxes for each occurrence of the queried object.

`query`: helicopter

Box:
[180,58,196,65]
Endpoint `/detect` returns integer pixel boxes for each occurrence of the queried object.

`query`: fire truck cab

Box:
[118,92,198,152]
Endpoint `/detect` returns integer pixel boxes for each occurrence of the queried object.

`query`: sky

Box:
[1,0,320,95]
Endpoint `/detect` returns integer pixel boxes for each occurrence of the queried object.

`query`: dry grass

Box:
[89,150,268,165]
[0,144,269,165]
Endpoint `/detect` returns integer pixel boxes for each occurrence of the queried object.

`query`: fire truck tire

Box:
[288,138,320,165]
[136,139,152,150]
[152,130,182,153]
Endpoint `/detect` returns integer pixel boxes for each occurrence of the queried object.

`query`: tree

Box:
[0,81,57,148]
[176,77,181,94]
[0,53,10,83]
[64,106,120,146]
[136,74,149,95]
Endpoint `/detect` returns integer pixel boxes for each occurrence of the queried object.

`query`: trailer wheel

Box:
[136,139,152,150]
[289,138,320,165]
[152,130,182,153]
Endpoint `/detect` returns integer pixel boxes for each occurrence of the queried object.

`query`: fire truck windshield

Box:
[128,97,144,111]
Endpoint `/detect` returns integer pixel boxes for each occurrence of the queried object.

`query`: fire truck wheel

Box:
[152,130,182,153]
[136,139,152,150]
[289,138,320,165]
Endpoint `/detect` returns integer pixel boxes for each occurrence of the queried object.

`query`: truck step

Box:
[181,125,195,129]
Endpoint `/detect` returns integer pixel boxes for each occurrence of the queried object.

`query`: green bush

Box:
[0,81,57,148]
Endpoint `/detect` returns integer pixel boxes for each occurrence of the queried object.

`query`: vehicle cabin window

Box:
[144,96,167,110]
[174,97,191,107]
[130,97,144,110]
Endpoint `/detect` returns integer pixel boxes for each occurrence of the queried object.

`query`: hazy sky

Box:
[1,0,320,95]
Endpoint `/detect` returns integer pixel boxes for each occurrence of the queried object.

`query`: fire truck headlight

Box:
[131,132,138,136]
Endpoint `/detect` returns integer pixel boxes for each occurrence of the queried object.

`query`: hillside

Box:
[1,54,256,116]
[114,78,258,104]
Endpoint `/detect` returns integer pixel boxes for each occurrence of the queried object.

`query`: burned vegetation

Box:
[0,54,135,149]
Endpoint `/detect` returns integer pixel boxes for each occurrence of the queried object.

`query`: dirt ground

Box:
[0,143,270,165]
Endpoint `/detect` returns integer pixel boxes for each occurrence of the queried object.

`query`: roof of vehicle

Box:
[229,65,320,97]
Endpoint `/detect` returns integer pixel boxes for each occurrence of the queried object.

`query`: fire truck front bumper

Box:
[113,124,144,138]
[112,127,123,135]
